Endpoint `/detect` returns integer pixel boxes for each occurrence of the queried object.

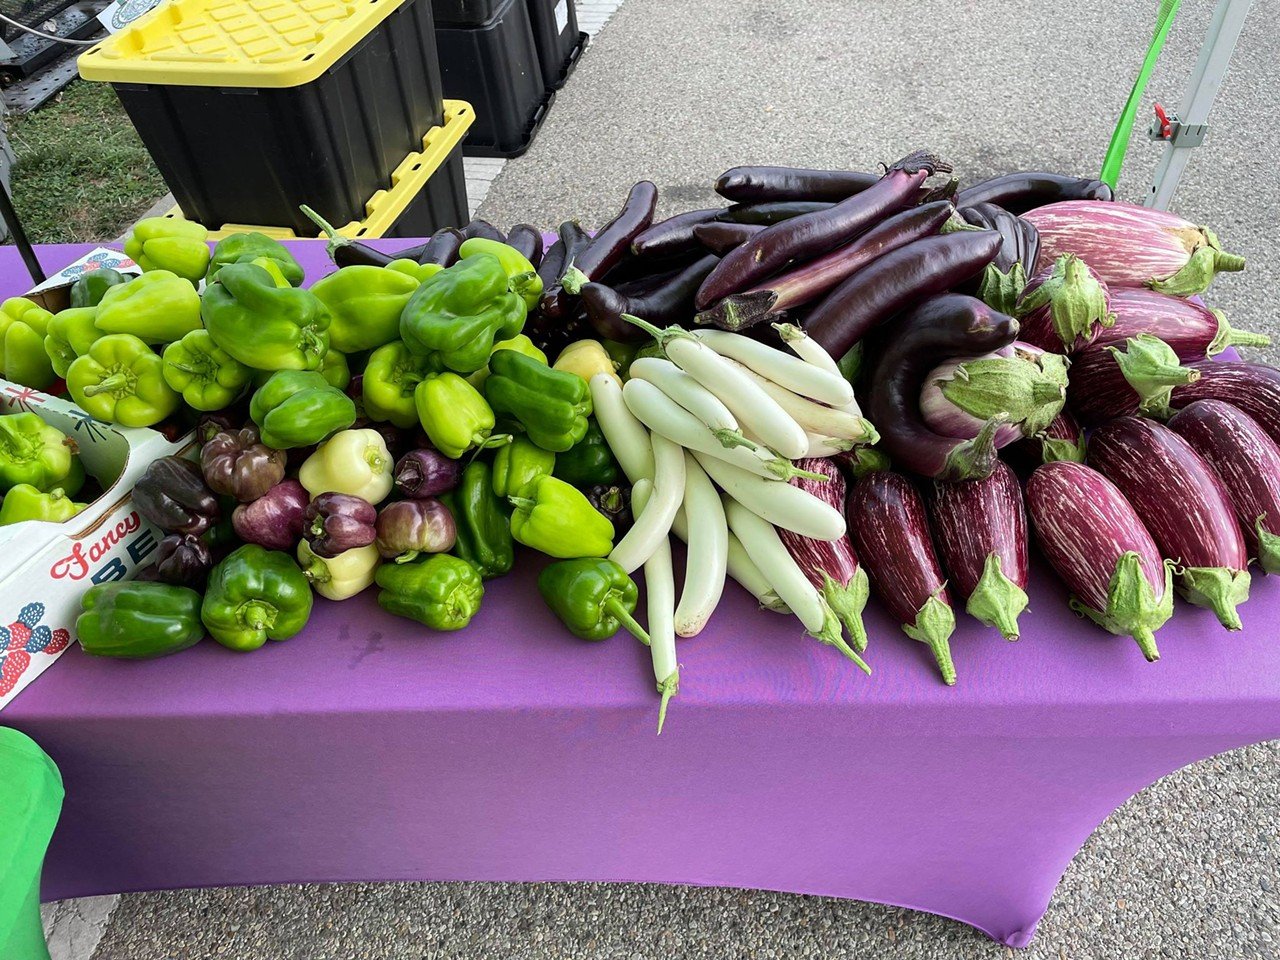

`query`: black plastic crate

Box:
[79,0,447,237]
[527,0,587,89]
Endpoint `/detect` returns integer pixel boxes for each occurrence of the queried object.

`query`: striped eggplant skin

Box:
[1168,400,1280,575]
[1022,201,1245,297]
[1015,254,1114,353]
[1010,408,1087,471]
[779,458,871,652]
[1169,361,1280,448]
[1088,289,1270,360]
[927,461,1029,640]
[1066,335,1199,427]
[1026,461,1172,660]
[1088,417,1249,630]
[846,471,957,684]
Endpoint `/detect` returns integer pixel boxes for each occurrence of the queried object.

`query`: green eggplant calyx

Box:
[820,568,870,653]
[1148,230,1245,297]
[1106,335,1199,419]
[902,592,956,685]
[1069,554,1173,661]
[1017,254,1113,348]
[1205,308,1271,356]
[938,353,1066,436]
[1178,565,1250,631]
[655,670,679,735]
[940,414,1008,482]
[1256,517,1280,575]
[812,604,871,675]
[559,267,590,295]
[965,553,1029,640]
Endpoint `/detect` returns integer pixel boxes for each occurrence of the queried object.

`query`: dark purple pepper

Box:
[133,457,220,536]
[200,427,287,503]
[231,479,308,550]
[394,448,462,499]
[141,533,213,589]
[587,484,632,535]
[304,493,378,558]
[196,412,239,446]
[375,498,456,562]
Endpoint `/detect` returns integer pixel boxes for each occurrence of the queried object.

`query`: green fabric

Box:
[1099,0,1183,189]
[536,557,646,642]
[206,232,304,287]
[77,581,204,659]
[202,262,331,371]
[491,435,555,498]
[363,341,439,429]
[66,334,179,427]
[553,419,619,486]
[94,271,203,344]
[0,484,85,525]
[123,217,210,283]
[0,413,74,492]
[457,238,542,309]
[414,373,506,460]
[508,475,614,558]
[376,554,484,630]
[442,461,514,580]
[0,298,55,390]
[399,254,526,374]
[485,349,592,453]
[0,727,62,960]
[68,268,126,309]
[249,370,356,450]
[161,329,252,411]
[201,544,313,652]
[310,265,419,353]
[43,308,101,379]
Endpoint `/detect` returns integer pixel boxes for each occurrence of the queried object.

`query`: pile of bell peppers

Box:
[0,412,87,526]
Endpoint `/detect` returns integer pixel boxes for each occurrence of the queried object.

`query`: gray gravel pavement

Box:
[89,0,1279,956]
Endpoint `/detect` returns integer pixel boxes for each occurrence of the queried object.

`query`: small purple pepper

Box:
[394,448,462,499]
[138,533,213,589]
[304,493,378,558]
[231,479,308,550]
[375,498,456,562]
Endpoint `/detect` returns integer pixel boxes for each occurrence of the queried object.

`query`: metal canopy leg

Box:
[1145,0,1254,210]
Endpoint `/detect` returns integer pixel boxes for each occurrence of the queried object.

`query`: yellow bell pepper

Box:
[297,540,381,600]
[553,339,620,386]
[299,429,394,503]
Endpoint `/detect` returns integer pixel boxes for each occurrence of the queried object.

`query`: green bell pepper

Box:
[249,370,356,449]
[161,329,252,411]
[386,259,443,284]
[485,349,593,453]
[375,554,484,631]
[202,262,331,371]
[466,334,548,390]
[508,475,613,558]
[201,544,314,652]
[67,334,179,427]
[94,271,202,344]
[77,581,204,659]
[44,308,102,378]
[399,254,527,373]
[458,238,542,309]
[553,419,619,486]
[491,435,555,498]
[414,373,509,459]
[122,216,210,283]
[0,412,73,492]
[69,268,127,309]
[0,297,56,389]
[206,232,304,286]
[0,484,85,525]
[319,348,350,390]
[310,265,419,353]
[442,461,513,580]
[363,341,439,429]
[537,558,649,642]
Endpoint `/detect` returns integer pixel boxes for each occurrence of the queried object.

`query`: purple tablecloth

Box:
[3,242,1279,947]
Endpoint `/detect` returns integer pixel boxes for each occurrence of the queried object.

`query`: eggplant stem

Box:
[655,669,678,735]
[712,429,759,451]
[560,266,590,294]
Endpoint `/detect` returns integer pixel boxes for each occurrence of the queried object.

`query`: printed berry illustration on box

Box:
[0,603,71,698]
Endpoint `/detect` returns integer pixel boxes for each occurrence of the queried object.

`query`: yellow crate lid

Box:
[165,100,474,239]
[79,0,411,88]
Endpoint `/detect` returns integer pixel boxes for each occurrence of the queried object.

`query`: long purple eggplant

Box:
[579,255,719,341]
[715,201,832,225]
[696,201,953,331]
[1015,254,1115,352]
[865,293,1019,480]
[927,462,1029,639]
[692,221,764,255]
[806,230,1002,358]
[1022,201,1244,296]
[778,458,870,651]
[715,165,881,203]
[460,219,505,243]
[1088,417,1250,629]
[1169,361,1280,447]
[1066,335,1200,427]
[958,201,1041,274]
[1089,288,1270,359]
[1025,461,1172,660]
[1169,400,1280,574]
[416,227,465,267]
[955,172,1113,213]
[545,181,658,316]
[696,151,951,310]
[631,208,719,259]
[847,470,956,684]
[505,224,544,266]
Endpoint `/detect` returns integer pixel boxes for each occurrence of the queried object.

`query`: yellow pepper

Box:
[297,540,381,600]
[553,339,620,387]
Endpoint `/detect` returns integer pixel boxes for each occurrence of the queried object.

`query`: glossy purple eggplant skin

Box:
[505,224,544,266]
[231,479,308,551]
[692,221,764,255]
[928,462,1029,599]
[460,219,505,243]
[955,172,1113,214]
[417,227,465,267]
[805,230,1002,358]
[714,166,881,203]
[958,201,1041,274]
[715,201,831,225]
[697,201,954,331]
[580,255,720,341]
[696,151,951,310]
[1169,362,1280,447]
[864,293,1019,480]
[631,209,719,259]
[1169,400,1280,572]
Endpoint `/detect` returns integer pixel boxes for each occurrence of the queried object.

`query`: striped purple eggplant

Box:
[1022,201,1244,297]
[1088,417,1249,630]
[927,462,1029,640]
[1066,335,1200,427]
[1089,288,1270,359]
[847,471,956,685]
[1011,407,1087,468]
[920,342,1068,447]
[1026,461,1172,660]
[1014,254,1115,352]
[779,458,871,652]
[1168,361,1280,446]
[1169,400,1280,574]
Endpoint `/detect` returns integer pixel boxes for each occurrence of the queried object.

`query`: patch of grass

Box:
[8,79,167,242]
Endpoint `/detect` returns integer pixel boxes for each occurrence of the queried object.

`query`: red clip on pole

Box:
[1152,103,1173,140]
